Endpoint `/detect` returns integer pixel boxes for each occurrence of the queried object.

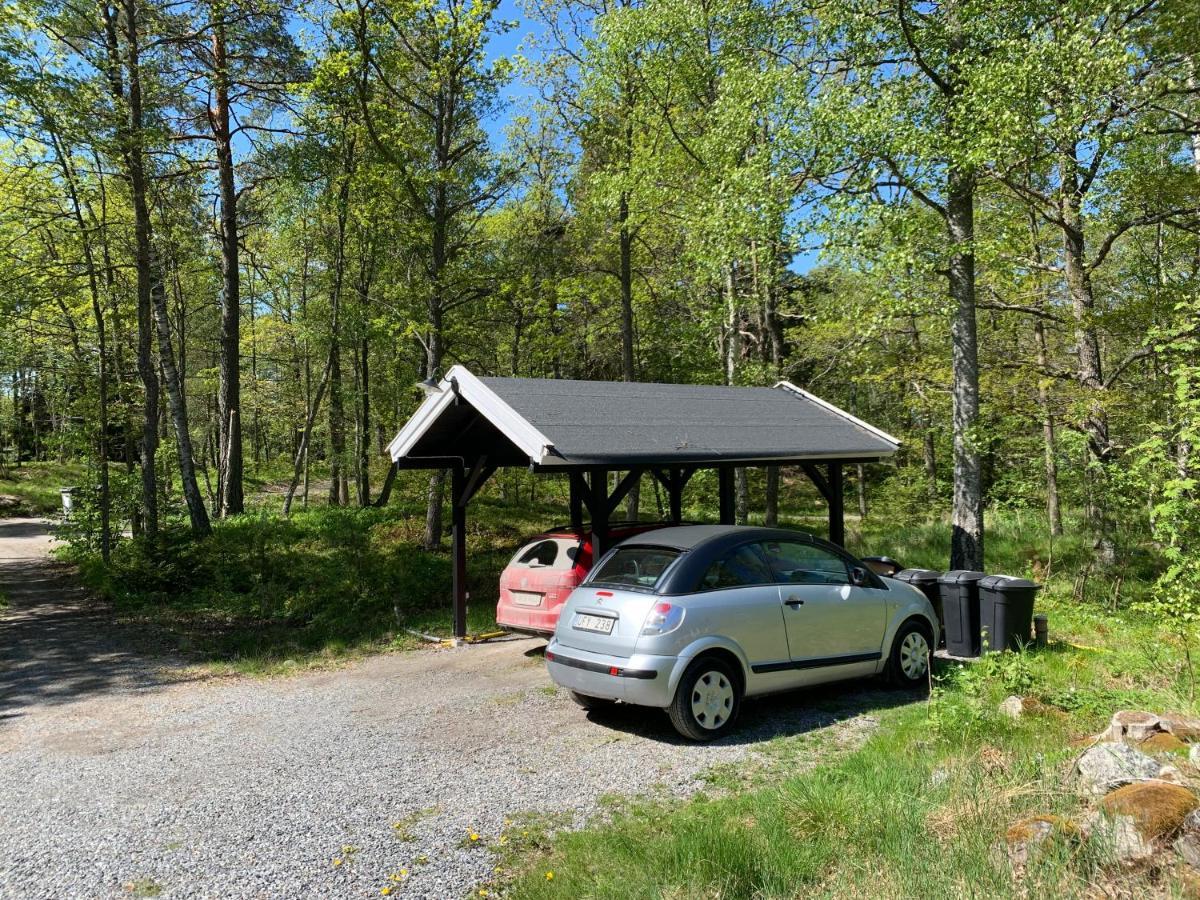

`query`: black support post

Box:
[590,468,610,560]
[451,465,468,639]
[669,471,683,523]
[827,462,845,548]
[718,466,735,525]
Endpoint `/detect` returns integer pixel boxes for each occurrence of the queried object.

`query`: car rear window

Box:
[512,538,580,571]
[588,546,681,590]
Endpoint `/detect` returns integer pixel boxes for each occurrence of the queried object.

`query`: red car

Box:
[496,522,671,635]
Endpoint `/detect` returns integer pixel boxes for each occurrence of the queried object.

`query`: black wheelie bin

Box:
[894,569,944,647]
[979,575,1041,652]
[938,570,986,657]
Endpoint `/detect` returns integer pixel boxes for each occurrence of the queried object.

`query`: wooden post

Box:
[451,464,468,639]
[590,468,610,560]
[828,461,845,547]
[718,466,735,525]
[669,469,683,523]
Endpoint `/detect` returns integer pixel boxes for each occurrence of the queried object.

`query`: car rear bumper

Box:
[545,640,680,707]
[496,598,562,635]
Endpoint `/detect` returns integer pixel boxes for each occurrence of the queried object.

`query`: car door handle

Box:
[784,596,804,608]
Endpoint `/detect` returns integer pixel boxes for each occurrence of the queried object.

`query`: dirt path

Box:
[0,520,896,900]
[0,519,172,714]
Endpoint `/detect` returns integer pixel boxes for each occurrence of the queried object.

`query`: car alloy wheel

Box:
[690,670,734,730]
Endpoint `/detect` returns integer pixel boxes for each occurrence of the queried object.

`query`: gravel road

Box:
[0,519,889,899]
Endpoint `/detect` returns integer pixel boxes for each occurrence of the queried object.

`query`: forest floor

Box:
[0,517,894,899]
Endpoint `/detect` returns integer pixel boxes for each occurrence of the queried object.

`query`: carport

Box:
[386,366,900,638]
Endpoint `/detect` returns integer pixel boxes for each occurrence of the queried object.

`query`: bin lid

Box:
[894,568,941,583]
[979,574,1041,592]
[938,569,986,584]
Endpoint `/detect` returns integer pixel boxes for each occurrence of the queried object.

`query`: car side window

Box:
[760,540,851,586]
[699,544,774,590]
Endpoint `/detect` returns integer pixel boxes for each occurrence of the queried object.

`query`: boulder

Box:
[1175,810,1200,869]
[1141,732,1189,755]
[1003,815,1078,869]
[1087,811,1156,864]
[1108,710,1164,743]
[1098,781,1198,842]
[1162,714,1200,744]
[1076,742,1162,796]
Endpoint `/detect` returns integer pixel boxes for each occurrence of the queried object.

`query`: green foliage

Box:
[67,505,514,673]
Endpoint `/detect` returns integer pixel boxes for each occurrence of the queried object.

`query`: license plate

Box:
[511,591,543,608]
[574,613,615,634]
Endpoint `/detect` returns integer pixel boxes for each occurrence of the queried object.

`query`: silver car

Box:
[545,525,938,740]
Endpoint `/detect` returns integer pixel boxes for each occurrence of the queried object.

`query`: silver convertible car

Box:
[545,525,938,740]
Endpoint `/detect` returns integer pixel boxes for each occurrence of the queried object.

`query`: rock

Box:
[1160,765,1186,784]
[1003,815,1077,868]
[1176,811,1200,869]
[998,695,1067,721]
[1000,696,1025,719]
[1098,781,1198,842]
[1108,710,1164,743]
[1192,743,1200,768]
[1076,742,1163,796]
[1091,812,1157,863]
[1162,714,1200,744]
[0,494,22,511]
[1141,732,1189,755]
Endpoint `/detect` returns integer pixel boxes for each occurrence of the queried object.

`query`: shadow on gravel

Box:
[580,681,925,747]
[0,556,177,719]
[0,520,56,541]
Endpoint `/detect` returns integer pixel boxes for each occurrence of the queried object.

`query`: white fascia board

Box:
[774,381,902,449]
[387,365,555,464]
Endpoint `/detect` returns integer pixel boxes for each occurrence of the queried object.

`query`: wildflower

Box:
[381,888,393,897]
[479,891,489,897]
[545,871,554,881]
[498,835,508,846]
[469,831,480,842]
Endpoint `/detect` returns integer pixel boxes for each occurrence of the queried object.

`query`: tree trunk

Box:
[358,335,370,506]
[764,466,779,527]
[946,165,983,570]
[1060,155,1113,562]
[856,463,868,520]
[104,0,159,537]
[211,12,244,516]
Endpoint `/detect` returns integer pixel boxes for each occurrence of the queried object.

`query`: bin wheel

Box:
[888,619,933,688]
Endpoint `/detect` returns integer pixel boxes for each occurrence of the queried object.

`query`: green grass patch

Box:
[0,461,85,517]
[495,587,1197,899]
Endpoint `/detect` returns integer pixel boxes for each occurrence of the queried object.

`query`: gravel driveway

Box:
[0,520,890,899]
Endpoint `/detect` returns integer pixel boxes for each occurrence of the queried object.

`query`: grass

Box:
[0,460,85,516]
[494,590,1199,899]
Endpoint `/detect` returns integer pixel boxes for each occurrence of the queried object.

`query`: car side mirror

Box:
[850,566,869,587]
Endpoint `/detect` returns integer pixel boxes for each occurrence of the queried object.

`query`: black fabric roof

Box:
[477,377,897,467]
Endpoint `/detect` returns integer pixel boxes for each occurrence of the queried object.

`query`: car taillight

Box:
[641,601,683,636]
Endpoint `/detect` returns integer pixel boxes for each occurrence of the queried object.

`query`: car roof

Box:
[613,524,815,551]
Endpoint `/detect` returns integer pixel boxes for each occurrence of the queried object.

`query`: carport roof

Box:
[386,366,899,470]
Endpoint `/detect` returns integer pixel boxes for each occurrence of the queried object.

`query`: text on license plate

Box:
[573,613,615,634]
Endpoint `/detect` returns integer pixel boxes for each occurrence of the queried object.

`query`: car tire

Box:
[888,619,933,688]
[570,691,615,711]
[667,656,741,741]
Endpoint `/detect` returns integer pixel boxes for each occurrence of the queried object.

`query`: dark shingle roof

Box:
[477,376,897,466]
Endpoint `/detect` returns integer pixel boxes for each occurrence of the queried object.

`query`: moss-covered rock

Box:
[1098,781,1198,841]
